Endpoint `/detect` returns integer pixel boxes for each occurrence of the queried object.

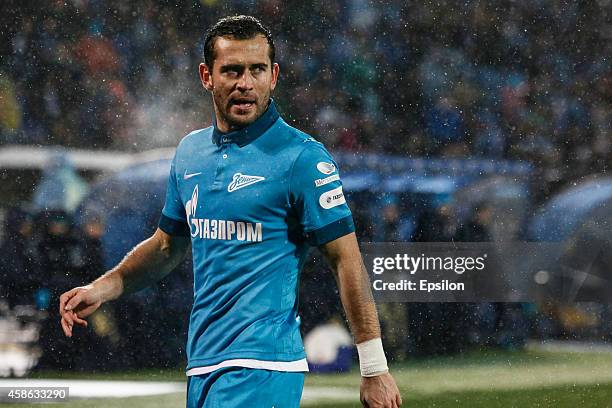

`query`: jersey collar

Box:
[212,99,280,147]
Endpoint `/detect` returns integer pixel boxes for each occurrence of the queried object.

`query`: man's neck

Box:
[216,121,231,133]
[213,110,232,133]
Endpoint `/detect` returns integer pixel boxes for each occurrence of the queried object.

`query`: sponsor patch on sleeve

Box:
[319,186,346,209]
[314,174,340,187]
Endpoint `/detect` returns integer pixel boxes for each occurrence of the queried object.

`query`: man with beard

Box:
[60,15,401,408]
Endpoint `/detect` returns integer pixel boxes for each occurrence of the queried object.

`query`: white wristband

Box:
[356,338,388,377]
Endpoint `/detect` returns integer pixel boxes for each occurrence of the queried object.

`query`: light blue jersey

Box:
[159,100,354,374]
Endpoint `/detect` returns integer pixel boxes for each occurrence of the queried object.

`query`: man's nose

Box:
[237,71,254,90]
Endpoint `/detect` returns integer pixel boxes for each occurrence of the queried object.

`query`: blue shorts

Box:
[186,367,305,408]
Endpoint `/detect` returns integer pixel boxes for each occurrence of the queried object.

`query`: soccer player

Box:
[59,15,402,408]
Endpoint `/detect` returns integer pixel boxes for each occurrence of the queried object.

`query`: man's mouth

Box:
[231,98,256,111]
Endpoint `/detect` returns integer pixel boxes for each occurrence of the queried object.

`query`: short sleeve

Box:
[290,143,355,246]
[159,157,190,236]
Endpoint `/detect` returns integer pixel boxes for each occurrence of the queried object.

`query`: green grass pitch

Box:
[11,349,612,407]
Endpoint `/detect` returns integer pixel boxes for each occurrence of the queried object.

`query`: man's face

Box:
[199,35,279,132]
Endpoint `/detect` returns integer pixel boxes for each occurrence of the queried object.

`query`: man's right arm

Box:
[59,227,190,337]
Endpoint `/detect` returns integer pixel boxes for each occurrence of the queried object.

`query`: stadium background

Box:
[1,0,611,406]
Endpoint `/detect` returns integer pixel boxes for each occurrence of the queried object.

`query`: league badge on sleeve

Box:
[316,162,336,175]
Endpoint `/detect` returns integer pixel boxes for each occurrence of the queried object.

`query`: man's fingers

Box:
[61,310,87,338]
[59,288,78,315]
[62,308,74,326]
[59,287,95,338]
[65,293,84,311]
[72,313,88,327]
[361,374,402,408]
[60,317,72,338]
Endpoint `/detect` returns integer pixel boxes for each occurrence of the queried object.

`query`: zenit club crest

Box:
[227,173,265,192]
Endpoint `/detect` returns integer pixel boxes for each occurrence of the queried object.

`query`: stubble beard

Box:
[213,90,270,132]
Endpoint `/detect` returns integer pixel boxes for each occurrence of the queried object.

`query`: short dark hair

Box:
[204,15,275,69]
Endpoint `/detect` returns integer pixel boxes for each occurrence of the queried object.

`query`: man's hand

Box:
[57,228,190,338]
[59,285,103,338]
[360,372,402,408]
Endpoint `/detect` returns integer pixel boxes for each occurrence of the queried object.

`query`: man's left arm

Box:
[321,232,403,408]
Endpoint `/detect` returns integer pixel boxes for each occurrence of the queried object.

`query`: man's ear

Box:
[199,63,213,92]
[270,62,280,91]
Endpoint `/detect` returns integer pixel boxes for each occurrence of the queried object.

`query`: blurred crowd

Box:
[0,207,192,370]
[303,197,532,359]
[1,0,611,369]
[1,0,610,188]
[1,197,532,369]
